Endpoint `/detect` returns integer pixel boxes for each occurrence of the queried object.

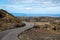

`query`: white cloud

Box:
[0,0,60,13]
[0,7,2,9]
[2,5,60,13]
[26,7,32,10]
[21,0,34,3]
[7,0,60,7]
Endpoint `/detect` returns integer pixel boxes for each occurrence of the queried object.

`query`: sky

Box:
[0,0,60,14]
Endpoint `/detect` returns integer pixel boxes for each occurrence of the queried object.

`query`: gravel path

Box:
[0,22,34,40]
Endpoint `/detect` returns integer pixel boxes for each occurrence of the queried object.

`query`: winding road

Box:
[0,22,34,40]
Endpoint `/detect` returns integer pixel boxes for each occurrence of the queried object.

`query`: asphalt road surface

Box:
[0,22,34,40]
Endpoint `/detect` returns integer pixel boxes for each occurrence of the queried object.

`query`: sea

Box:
[11,13,60,17]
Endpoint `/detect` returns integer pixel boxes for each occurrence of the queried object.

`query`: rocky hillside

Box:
[0,9,25,31]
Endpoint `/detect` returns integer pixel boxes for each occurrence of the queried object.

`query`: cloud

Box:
[26,7,32,10]
[4,0,59,7]
[0,6,3,9]
[2,5,60,13]
[0,0,60,13]
[0,0,60,7]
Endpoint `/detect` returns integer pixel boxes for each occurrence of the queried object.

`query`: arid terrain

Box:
[18,17,60,40]
[0,9,25,31]
[0,9,60,40]
[18,28,60,40]
[18,16,60,32]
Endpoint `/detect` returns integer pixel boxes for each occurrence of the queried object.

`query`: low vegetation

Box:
[18,17,60,33]
[18,17,60,40]
[18,28,60,40]
[0,9,25,31]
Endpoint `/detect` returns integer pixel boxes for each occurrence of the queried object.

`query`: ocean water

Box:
[11,13,27,16]
[11,13,60,17]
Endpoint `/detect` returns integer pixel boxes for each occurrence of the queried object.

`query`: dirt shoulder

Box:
[18,27,60,40]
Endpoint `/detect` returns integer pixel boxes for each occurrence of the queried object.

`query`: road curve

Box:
[0,22,34,40]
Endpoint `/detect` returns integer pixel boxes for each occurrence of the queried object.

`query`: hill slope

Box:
[0,9,25,31]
